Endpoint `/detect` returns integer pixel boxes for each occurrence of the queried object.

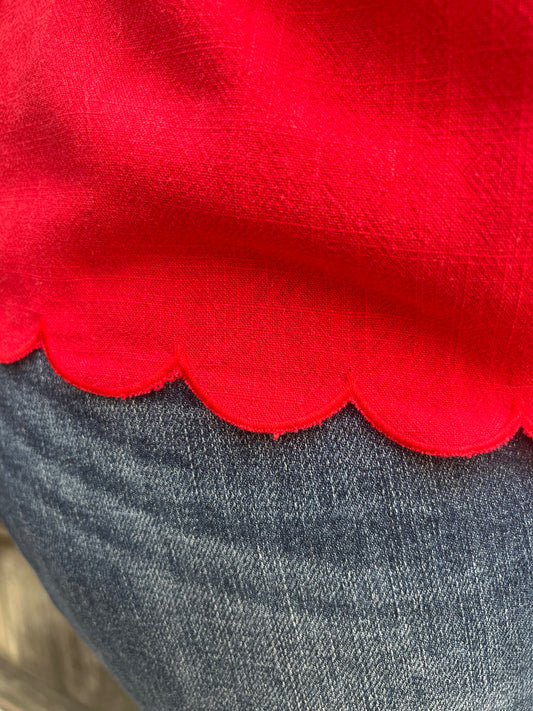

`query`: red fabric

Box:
[1,0,532,456]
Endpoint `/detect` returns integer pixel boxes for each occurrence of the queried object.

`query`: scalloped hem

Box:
[1,328,530,460]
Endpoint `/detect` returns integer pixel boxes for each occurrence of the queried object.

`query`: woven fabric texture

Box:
[1,0,532,455]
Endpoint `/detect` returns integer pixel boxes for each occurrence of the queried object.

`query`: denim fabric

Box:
[0,350,532,711]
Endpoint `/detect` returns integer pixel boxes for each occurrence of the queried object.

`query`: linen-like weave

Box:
[1,0,532,455]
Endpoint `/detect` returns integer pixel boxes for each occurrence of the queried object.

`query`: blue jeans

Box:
[1,350,532,710]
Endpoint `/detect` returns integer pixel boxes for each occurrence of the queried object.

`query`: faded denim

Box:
[0,350,532,711]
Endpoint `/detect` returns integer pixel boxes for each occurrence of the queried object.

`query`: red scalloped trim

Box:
[2,0,532,460]
[4,325,530,459]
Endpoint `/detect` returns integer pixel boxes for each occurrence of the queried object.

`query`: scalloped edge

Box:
[1,324,531,458]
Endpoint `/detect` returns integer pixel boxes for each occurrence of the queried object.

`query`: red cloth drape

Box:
[1,0,532,455]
